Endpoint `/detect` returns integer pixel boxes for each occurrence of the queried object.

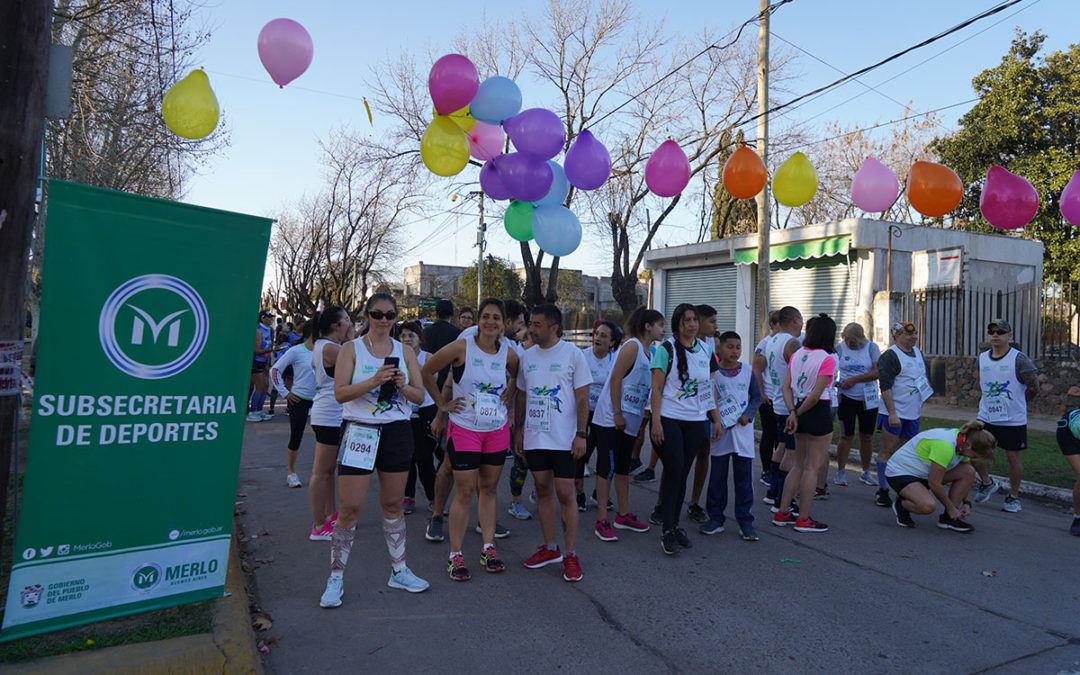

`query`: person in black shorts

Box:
[1055,410,1080,536]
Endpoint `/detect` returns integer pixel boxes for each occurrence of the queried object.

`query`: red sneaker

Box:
[523,545,563,569]
[613,512,649,533]
[794,516,829,533]
[771,509,797,527]
[594,519,618,542]
[562,553,583,582]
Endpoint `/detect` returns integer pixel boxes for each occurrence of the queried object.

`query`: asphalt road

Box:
[236,415,1079,674]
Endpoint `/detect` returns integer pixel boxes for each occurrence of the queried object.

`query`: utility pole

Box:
[754,0,771,340]
[0,0,52,557]
[470,190,485,307]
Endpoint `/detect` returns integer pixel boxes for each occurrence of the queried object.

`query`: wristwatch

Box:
[575,430,587,438]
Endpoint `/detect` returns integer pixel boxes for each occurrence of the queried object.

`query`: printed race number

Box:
[340,423,380,471]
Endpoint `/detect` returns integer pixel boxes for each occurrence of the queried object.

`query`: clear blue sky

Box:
[183,0,1072,279]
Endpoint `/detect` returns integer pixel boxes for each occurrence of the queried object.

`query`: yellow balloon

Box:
[432,104,476,133]
[162,69,219,140]
[421,115,470,177]
[772,151,818,207]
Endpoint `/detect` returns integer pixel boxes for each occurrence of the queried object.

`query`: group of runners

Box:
[252,295,1080,607]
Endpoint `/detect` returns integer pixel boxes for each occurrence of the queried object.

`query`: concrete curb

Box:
[7,526,262,674]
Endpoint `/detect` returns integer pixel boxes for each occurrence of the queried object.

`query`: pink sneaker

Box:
[594,519,618,542]
[613,512,649,533]
[309,522,333,541]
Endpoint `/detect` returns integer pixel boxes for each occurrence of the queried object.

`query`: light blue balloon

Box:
[470,76,522,125]
[536,161,570,207]
[532,205,582,257]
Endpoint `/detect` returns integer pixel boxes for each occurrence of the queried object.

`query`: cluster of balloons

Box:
[422,54,615,258]
[162,18,314,140]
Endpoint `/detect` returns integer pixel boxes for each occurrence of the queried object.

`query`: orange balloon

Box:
[907,160,963,217]
[723,145,767,199]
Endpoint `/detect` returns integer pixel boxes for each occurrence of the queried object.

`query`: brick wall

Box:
[928,355,1080,417]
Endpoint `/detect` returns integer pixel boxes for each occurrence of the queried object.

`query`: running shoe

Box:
[613,512,649,532]
[648,507,663,526]
[633,468,657,483]
[480,547,505,573]
[814,486,830,500]
[474,522,510,538]
[893,496,915,528]
[769,503,799,516]
[507,501,532,520]
[699,519,725,535]
[388,566,430,592]
[687,503,708,523]
[447,553,470,581]
[629,458,643,474]
[309,522,333,541]
[529,492,538,504]
[661,530,678,555]
[771,509,796,527]
[833,470,848,486]
[674,527,692,548]
[328,510,338,525]
[402,497,415,515]
[425,515,445,542]
[319,577,343,608]
[973,480,998,504]
[245,412,263,423]
[286,473,302,488]
[576,492,588,512]
[762,493,776,505]
[760,471,771,486]
[258,411,273,421]
[583,464,592,477]
[937,514,974,533]
[586,493,599,508]
[562,553,583,582]
[739,523,760,541]
[523,545,562,569]
[1002,495,1022,513]
[1070,516,1080,537]
[859,470,878,486]
[875,489,893,508]
[794,516,829,533]
[594,519,618,542]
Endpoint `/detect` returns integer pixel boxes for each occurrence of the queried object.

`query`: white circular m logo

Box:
[99,274,209,379]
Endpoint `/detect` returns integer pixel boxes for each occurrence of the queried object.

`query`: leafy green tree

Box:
[932,30,1080,280]
[454,255,524,309]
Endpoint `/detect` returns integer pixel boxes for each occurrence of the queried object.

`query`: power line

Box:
[799,97,978,149]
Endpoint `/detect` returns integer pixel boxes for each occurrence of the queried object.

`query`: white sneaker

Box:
[859,470,879,486]
[319,577,343,607]
[258,411,273,421]
[388,566,430,593]
[286,473,302,488]
[583,464,592,477]
[245,412,263,422]
[973,480,998,504]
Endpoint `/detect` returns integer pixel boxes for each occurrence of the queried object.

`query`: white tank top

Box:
[766,331,800,415]
[412,351,435,416]
[448,336,509,432]
[593,338,652,435]
[889,344,928,420]
[342,337,411,424]
[310,339,343,427]
[582,347,615,412]
[835,341,878,401]
[658,338,714,422]
[977,348,1027,426]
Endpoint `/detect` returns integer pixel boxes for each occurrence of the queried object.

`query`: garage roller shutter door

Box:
[663,265,737,333]
[765,255,855,328]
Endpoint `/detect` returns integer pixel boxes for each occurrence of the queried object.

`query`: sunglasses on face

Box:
[988,329,1007,336]
[369,310,397,321]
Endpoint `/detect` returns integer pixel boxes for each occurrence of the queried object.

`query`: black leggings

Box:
[593,425,633,479]
[655,416,709,531]
[758,398,778,469]
[405,405,438,501]
[286,398,313,451]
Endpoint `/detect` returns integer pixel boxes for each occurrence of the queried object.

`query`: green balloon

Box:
[504,200,535,242]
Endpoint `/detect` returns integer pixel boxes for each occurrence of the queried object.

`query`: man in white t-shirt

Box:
[514,304,591,582]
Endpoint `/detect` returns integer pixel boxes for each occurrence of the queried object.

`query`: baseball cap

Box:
[435,299,454,317]
[988,318,1012,333]
[259,310,273,319]
[891,321,917,334]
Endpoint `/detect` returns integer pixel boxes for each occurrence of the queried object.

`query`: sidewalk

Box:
[235,415,1080,673]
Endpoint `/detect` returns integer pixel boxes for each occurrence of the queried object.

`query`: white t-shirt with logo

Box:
[582,347,615,412]
[517,340,592,451]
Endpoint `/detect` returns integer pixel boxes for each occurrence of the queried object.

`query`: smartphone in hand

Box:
[377,356,400,403]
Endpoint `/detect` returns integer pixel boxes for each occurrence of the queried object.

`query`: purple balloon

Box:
[480,159,511,201]
[428,54,479,116]
[257,19,314,88]
[494,152,553,203]
[564,129,611,191]
[645,140,690,198]
[504,108,566,160]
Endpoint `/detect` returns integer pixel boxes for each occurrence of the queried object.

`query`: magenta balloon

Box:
[851,157,900,212]
[480,159,511,201]
[428,54,479,116]
[564,129,611,190]
[1060,169,1080,226]
[467,121,505,161]
[504,108,566,160]
[645,140,691,198]
[980,165,1039,230]
[257,19,314,88]
[494,152,553,203]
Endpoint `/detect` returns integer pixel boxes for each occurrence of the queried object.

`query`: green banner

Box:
[734,234,851,265]
[2,181,271,640]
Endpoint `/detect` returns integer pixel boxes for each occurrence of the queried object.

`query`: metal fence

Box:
[899,285,1042,358]
[1043,280,1080,360]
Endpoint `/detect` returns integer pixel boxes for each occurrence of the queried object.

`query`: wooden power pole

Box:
[754,0,771,339]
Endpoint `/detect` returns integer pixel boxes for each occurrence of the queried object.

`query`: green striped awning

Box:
[734,234,850,265]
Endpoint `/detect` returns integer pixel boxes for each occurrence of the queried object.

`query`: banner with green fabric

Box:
[734,234,850,265]
[1,181,271,640]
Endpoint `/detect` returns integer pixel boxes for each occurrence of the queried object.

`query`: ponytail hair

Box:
[317,307,347,337]
[959,420,996,463]
[670,303,697,385]
[625,307,664,340]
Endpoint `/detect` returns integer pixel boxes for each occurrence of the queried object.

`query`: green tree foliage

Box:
[932,31,1080,280]
[454,255,524,308]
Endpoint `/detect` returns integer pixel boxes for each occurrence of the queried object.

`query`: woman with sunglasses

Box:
[319,294,430,608]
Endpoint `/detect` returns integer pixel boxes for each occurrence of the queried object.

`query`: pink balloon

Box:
[257,19,313,88]
[428,54,479,116]
[645,140,691,198]
[467,122,505,162]
[480,159,511,201]
[980,165,1039,230]
[851,157,900,213]
[1060,169,1080,226]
